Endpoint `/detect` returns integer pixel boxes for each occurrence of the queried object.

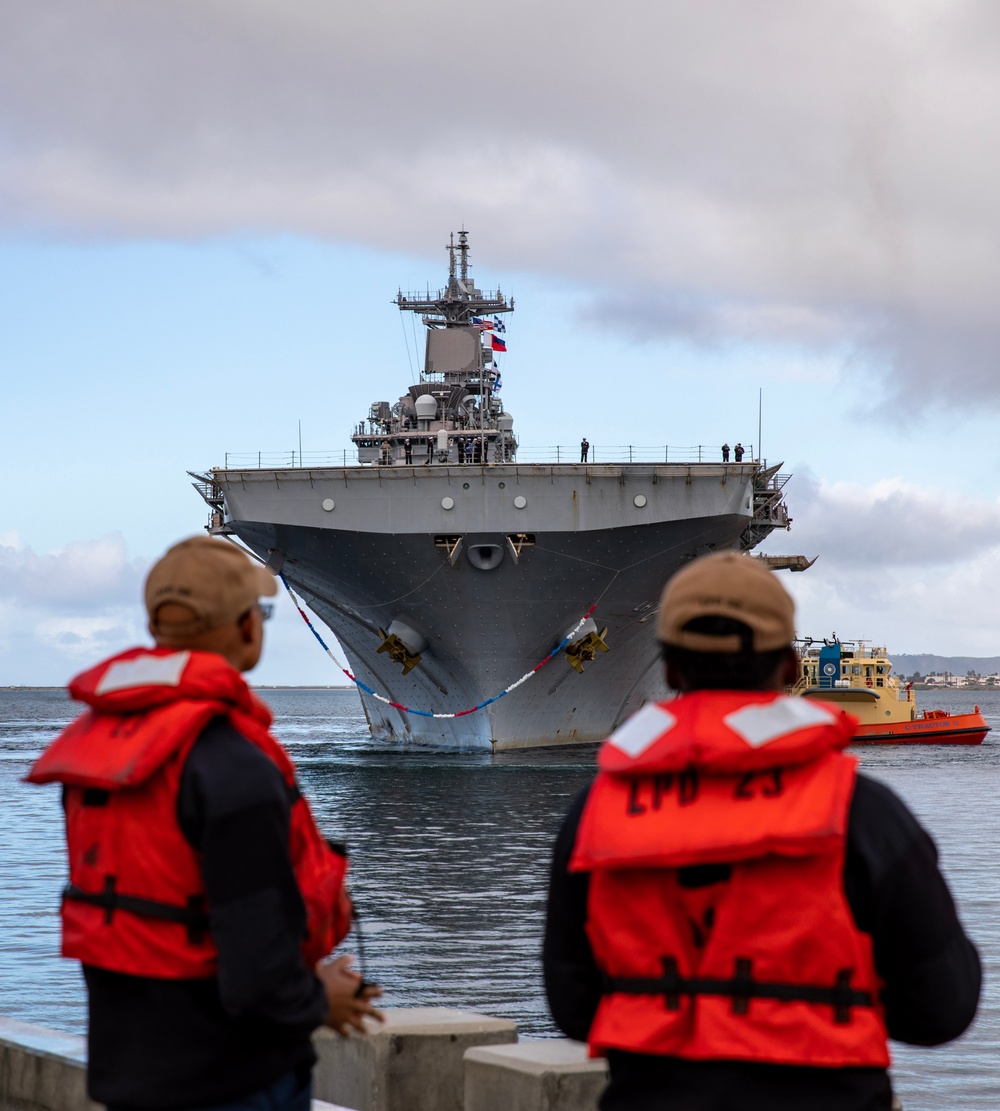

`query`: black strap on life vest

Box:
[604,957,874,1025]
[63,877,210,945]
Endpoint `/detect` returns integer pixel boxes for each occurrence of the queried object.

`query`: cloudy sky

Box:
[3,0,1000,686]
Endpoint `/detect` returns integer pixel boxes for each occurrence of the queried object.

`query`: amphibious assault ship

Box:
[192,232,803,750]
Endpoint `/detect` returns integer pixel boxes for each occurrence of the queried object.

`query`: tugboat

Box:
[794,637,989,745]
[191,230,802,750]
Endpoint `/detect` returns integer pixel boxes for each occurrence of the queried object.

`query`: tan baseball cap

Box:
[145,536,277,640]
[657,551,795,653]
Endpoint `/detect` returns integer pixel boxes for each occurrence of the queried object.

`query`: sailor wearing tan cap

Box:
[543,552,979,1111]
[29,536,382,1111]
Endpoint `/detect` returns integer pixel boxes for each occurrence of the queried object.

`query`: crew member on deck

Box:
[543,551,980,1111]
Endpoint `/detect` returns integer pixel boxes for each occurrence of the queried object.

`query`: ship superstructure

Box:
[192,232,800,750]
[354,230,515,468]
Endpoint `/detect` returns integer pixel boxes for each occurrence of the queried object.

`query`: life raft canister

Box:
[572,692,889,1068]
[27,647,351,978]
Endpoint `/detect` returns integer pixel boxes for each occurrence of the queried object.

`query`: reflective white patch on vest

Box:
[724,697,836,749]
[607,703,677,759]
[95,652,191,695]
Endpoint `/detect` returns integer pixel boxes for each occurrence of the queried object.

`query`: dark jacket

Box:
[82,718,328,1108]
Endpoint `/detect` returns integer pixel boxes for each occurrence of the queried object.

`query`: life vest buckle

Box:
[99,876,116,924]
[185,895,207,945]
[660,956,681,1010]
[731,957,753,1015]
[833,968,855,1024]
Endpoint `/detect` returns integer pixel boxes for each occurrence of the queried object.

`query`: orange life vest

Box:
[571,691,889,1069]
[27,647,351,979]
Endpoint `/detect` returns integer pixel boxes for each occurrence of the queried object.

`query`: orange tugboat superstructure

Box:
[793,638,989,746]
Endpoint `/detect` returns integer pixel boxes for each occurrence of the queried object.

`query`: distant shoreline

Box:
[910,683,997,693]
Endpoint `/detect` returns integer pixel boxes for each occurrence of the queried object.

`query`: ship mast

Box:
[352,230,516,467]
[396,229,513,331]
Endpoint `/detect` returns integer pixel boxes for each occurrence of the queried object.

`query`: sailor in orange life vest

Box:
[27,536,383,1111]
[543,552,980,1111]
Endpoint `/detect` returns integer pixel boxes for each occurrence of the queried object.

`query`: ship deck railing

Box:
[218,444,759,469]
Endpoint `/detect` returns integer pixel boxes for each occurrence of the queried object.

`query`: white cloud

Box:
[582,293,849,350]
[34,613,142,661]
[0,532,146,607]
[0,534,148,684]
[0,533,343,686]
[762,471,1000,654]
[782,548,1000,657]
[780,471,1000,569]
[3,2,1000,408]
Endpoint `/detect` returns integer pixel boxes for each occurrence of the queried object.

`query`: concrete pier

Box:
[312,1007,517,1111]
[464,1039,608,1111]
[0,1018,97,1111]
[0,1016,355,1111]
[1,1010,905,1111]
[0,1009,525,1111]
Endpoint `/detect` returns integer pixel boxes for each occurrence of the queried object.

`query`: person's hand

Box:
[315,954,384,1037]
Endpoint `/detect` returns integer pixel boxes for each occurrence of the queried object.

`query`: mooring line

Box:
[279,573,597,719]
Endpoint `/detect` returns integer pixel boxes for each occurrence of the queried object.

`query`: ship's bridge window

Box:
[852,665,861,675]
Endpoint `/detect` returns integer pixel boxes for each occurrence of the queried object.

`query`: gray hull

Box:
[211,461,781,750]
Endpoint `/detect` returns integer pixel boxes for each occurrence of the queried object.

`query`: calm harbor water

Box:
[2,685,999,1110]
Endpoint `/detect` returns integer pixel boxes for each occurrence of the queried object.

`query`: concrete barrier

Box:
[0,1016,358,1111]
[312,1007,517,1111]
[464,1039,608,1111]
[0,1012,903,1111]
[0,1017,97,1111]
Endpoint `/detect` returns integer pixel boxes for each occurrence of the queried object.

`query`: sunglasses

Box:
[239,601,275,625]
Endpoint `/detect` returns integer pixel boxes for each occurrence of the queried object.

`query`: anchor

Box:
[564,619,610,673]
[376,623,425,676]
[377,630,422,675]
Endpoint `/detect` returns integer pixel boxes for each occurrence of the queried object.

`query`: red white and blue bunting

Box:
[280,573,597,719]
